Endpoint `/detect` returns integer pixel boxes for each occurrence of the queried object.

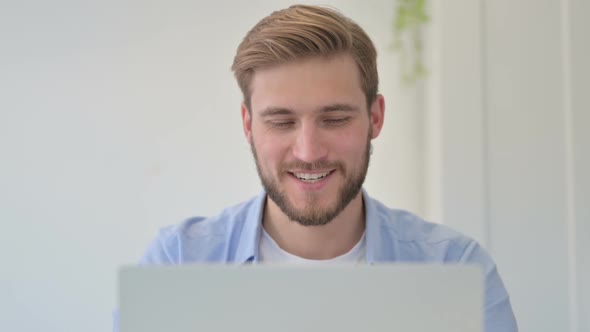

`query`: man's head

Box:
[232,5,379,110]
[232,5,385,226]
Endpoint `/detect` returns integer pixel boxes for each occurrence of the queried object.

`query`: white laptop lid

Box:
[119,264,483,332]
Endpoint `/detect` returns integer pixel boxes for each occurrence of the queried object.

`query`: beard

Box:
[250,132,371,227]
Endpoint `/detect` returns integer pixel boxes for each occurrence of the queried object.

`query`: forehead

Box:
[249,54,365,114]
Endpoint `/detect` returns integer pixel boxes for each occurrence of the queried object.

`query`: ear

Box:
[369,94,385,139]
[241,103,252,143]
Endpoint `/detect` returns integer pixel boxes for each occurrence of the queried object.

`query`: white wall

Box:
[0,1,423,331]
[569,1,590,330]
[428,0,589,331]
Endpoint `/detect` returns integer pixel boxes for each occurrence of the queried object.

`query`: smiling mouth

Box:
[289,170,334,183]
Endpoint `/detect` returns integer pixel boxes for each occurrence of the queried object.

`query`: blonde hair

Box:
[231,5,378,110]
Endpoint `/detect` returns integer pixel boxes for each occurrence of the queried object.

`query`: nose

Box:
[292,123,328,163]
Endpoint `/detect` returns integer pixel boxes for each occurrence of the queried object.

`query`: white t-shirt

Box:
[259,228,366,265]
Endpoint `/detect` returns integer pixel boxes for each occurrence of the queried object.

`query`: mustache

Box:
[280,160,344,172]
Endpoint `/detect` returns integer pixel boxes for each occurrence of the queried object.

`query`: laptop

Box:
[119,264,483,332]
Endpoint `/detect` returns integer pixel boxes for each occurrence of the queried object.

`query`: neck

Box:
[262,192,365,260]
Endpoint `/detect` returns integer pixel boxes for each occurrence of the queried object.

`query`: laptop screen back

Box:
[119,264,482,332]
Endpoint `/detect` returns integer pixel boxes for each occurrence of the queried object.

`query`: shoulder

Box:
[375,203,517,329]
[367,197,479,262]
[139,196,261,264]
[368,194,517,329]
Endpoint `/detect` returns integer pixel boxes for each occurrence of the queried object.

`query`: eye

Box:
[323,117,350,126]
[267,121,295,129]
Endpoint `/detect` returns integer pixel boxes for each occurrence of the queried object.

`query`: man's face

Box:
[242,54,384,226]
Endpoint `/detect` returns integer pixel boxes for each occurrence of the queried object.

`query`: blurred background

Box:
[0,0,587,331]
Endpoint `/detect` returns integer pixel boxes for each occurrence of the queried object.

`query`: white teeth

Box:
[293,171,330,182]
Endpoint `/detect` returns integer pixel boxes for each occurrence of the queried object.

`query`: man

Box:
[135,4,518,332]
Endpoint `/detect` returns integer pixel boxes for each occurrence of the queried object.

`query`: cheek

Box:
[331,127,369,155]
[254,135,291,165]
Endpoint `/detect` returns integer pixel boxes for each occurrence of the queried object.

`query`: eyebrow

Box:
[259,103,360,117]
[320,103,360,113]
[259,107,294,117]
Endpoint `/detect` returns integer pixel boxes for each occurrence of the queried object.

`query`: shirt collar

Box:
[234,191,266,264]
[363,189,389,264]
[234,189,390,264]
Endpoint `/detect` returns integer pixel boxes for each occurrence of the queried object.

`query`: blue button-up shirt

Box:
[124,190,517,332]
